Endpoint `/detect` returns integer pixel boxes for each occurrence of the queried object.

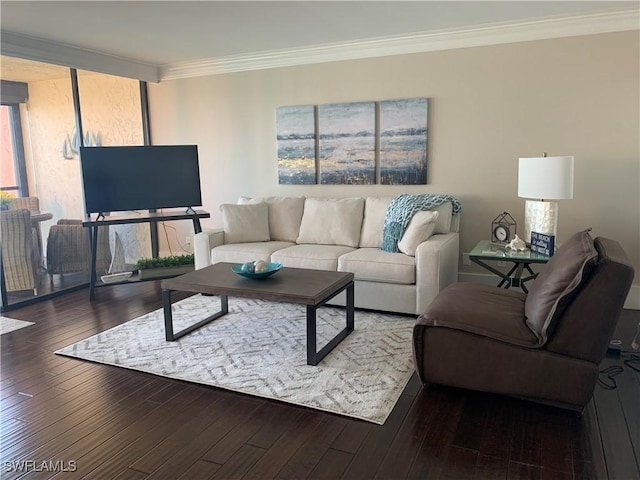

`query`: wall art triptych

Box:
[277,98,428,185]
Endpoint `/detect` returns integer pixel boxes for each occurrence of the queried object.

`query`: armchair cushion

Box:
[525,229,598,344]
[418,283,537,347]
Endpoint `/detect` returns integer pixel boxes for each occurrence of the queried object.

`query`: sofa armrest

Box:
[415,233,460,313]
[193,228,224,269]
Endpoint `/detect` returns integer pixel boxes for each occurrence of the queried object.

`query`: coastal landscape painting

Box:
[380,98,428,185]
[318,102,376,184]
[276,105,316,184]
[276,97,429,185]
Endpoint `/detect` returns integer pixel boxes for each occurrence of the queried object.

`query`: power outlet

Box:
[185,236,191,246]
[462,253,471,266]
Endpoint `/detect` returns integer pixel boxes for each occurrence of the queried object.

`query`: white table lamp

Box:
[518,154,574,243]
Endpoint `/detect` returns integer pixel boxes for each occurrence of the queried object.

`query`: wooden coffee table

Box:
[161,262,355,366]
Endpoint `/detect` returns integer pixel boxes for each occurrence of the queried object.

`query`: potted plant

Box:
[135,254,195,279]
[0,191,15,210]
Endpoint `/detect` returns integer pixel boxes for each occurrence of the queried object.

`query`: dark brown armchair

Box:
[413,230,634,412]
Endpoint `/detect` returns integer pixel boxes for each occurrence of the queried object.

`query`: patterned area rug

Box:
[56,295,416,424]
[0,316,34,335]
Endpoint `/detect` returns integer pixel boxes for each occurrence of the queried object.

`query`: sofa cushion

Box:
[525,229,598,344]
[338,248,416,285]
[272,244,355,271]
[219,202,270,244]
[212,241,295,264]
[238,196,304,242]
[431,202,453,234]
[398,211,439,256]
[296,197,365,247]
[359,197,394,248]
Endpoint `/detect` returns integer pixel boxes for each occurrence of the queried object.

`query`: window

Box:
[1,83,29,198]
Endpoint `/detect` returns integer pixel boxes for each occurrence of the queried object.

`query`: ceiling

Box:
[1,1,638,83]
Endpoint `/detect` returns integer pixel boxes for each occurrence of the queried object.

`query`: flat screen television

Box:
[79,145,202,215]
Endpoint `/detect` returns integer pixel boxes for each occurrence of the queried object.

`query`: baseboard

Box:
[457,272,640,311]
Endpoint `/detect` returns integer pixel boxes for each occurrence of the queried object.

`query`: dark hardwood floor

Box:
[3,270,90,309]
[1,282,638,479]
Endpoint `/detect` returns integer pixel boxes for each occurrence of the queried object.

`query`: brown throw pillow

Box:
[525,229,598,344]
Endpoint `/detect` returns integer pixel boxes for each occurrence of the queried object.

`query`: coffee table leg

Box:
[306,281,355,366]
[306,307,317,365]
[164,290,229,341]
[346,281,354,330]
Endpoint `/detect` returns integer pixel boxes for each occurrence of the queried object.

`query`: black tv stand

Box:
[82,209,210,299]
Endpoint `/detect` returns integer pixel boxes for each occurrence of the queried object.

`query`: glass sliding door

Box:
[0,57,147,311]
[76,70,150,270]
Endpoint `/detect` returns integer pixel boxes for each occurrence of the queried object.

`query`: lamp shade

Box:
[518,156,574,200]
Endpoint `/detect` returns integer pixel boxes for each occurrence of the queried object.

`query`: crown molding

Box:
[161,9,639,81]
[1,31,160,83]
[2,10,637,83]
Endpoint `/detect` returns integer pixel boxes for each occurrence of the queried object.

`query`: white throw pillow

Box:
[296,197,365,247]
[220,202,270,244]
[359,197,394,248]
[398,211,439,256]
[431,202,453,234]
[238,196,304,242]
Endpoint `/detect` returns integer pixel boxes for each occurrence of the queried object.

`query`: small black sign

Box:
[531,232,555,256]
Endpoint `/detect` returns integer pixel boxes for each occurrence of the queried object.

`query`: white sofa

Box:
[193,196,460,315]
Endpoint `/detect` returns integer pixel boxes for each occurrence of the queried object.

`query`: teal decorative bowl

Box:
[231,262,282,279]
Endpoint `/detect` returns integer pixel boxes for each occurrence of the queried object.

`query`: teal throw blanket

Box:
[381,194,462,253]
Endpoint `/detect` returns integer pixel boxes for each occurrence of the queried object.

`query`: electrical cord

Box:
[623,353,640,373]
[598,320,640,390]
[598,350,640,391]
[597,365,624,390]
[158,218,193,255]
[162,222,174,256]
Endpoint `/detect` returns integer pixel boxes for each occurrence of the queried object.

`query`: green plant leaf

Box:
[135,254,194,270]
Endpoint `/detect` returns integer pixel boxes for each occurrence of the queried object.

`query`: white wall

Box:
[148,31,639,303]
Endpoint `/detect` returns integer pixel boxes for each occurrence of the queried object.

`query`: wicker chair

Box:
[46,220,111,280]
[0,209,38,294]
[47,219,111,280]
[9,196,45,263]
[9,196,40,213]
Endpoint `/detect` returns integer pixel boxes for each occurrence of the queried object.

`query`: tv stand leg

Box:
[89,225,98,300]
